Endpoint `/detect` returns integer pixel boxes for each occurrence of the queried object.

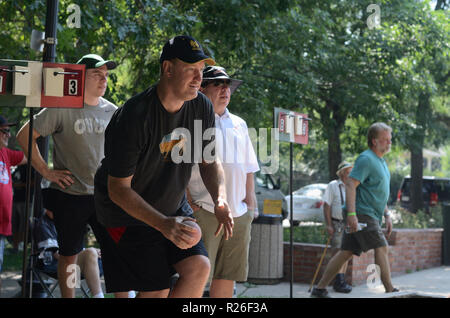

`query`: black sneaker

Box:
[310,287,331,298]
[333,282,352,293]
[333,276,353,293]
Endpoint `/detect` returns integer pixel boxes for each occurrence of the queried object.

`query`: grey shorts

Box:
[341,214,388,256]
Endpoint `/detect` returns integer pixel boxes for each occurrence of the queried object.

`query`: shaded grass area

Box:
[2,245,24,271]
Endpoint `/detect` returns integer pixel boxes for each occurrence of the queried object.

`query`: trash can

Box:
[247,214,283,284]
[443,202,450,266]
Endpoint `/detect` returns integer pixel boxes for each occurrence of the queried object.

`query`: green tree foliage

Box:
[0,0,448,189]
[378,1,450,212]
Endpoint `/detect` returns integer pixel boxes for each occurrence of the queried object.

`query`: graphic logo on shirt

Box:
[0,162,9,184]
[73,118,109,135]
[159,132,187,161]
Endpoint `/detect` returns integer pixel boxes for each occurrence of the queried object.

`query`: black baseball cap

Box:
[202,66,243,94]
[76,54,117,70]
[159,35,215,65]
[0,115,17,127]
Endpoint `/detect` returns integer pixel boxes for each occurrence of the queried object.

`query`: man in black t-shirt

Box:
[94,35,233,297]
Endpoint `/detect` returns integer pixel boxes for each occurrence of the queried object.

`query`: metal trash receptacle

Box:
[443,202,450,265]
[247,214,283,284]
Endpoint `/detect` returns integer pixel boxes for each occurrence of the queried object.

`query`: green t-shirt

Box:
[349,149,390,223]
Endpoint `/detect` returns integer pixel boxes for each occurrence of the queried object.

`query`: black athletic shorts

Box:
[42,188,112,257]
[99,222,208,293]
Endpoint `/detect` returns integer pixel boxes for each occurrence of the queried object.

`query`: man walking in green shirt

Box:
[311,122,397,298]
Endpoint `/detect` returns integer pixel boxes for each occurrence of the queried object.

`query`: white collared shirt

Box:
[188,108,259,218]
[322,179,346,220]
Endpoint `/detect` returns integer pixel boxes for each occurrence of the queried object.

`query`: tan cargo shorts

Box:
[194,207,253,282]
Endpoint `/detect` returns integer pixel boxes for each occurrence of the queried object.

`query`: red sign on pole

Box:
[41,62,85,108]
[274,107,309,145]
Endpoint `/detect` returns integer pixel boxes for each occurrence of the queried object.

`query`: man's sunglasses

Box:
[0,128,11,135]
[202,79,232,88]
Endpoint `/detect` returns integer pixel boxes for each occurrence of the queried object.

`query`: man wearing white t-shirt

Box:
[322,161,353,293]
[187,66,259,298]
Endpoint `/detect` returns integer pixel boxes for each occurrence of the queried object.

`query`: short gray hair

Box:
[367,122,392,148]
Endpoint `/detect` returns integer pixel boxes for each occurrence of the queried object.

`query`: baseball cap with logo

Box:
[159,35,215,66]
[202,66,243,94]
[76,54,117,70]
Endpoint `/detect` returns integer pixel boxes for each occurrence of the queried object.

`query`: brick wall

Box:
[283,228,443,286]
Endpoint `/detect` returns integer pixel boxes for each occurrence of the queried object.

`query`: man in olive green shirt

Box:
[311,122,397,298]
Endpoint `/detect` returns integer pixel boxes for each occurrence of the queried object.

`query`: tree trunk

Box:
[322,100,345,181]
[409,92,430,213]
[328,128,342,181]
[410,146,424,213]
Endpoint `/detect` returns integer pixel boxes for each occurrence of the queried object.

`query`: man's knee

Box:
[177,255,210,279]
[59,254,78,264]
[82,248,98,262]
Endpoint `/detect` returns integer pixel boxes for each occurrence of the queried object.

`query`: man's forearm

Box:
[198,160,227,204]
[345,179,358,214]
[244,173,256,210]
[16,124,49,177]
[323,203,332,226]
[107,176,166,230]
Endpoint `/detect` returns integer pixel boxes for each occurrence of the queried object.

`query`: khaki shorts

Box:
[194,207,253,282]
[330,219,345,248]
[341,214,388,256]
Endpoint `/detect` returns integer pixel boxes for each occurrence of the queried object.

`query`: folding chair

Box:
[31,252,92,298]
[17,250,92,298]
[20,213,96,298]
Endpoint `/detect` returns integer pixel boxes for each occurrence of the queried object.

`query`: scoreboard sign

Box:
[0,59,85,108]
[274,107,309,145]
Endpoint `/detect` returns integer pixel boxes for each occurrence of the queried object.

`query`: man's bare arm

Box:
[323,203,334,237]
[198,160,234,239]
[244,172,258,218]
[16,122,73,189]
[345,177,360,232]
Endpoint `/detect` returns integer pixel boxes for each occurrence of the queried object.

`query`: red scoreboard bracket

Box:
[0,59,85,108]
[274,107,309,145]
[41,62,85,108]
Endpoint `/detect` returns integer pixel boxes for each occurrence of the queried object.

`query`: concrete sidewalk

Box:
[1,266,449,298]
[236,266,450,298]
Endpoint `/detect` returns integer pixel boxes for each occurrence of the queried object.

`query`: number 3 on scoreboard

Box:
[68,79,78,95]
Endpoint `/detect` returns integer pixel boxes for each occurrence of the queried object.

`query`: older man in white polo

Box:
[322,161,353,293]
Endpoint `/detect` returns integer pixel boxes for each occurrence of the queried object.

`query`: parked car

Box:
[255,171,288,220]
[285,183,328,224]
[397,176,450,213]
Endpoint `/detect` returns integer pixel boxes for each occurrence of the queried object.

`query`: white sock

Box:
[128,291,136,298]
[92,292,105,298]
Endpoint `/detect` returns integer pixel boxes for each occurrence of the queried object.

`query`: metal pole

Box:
[21,0,58,298]
[21,109,34,298]
[289,142,293,298]
[43,0,58,63]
